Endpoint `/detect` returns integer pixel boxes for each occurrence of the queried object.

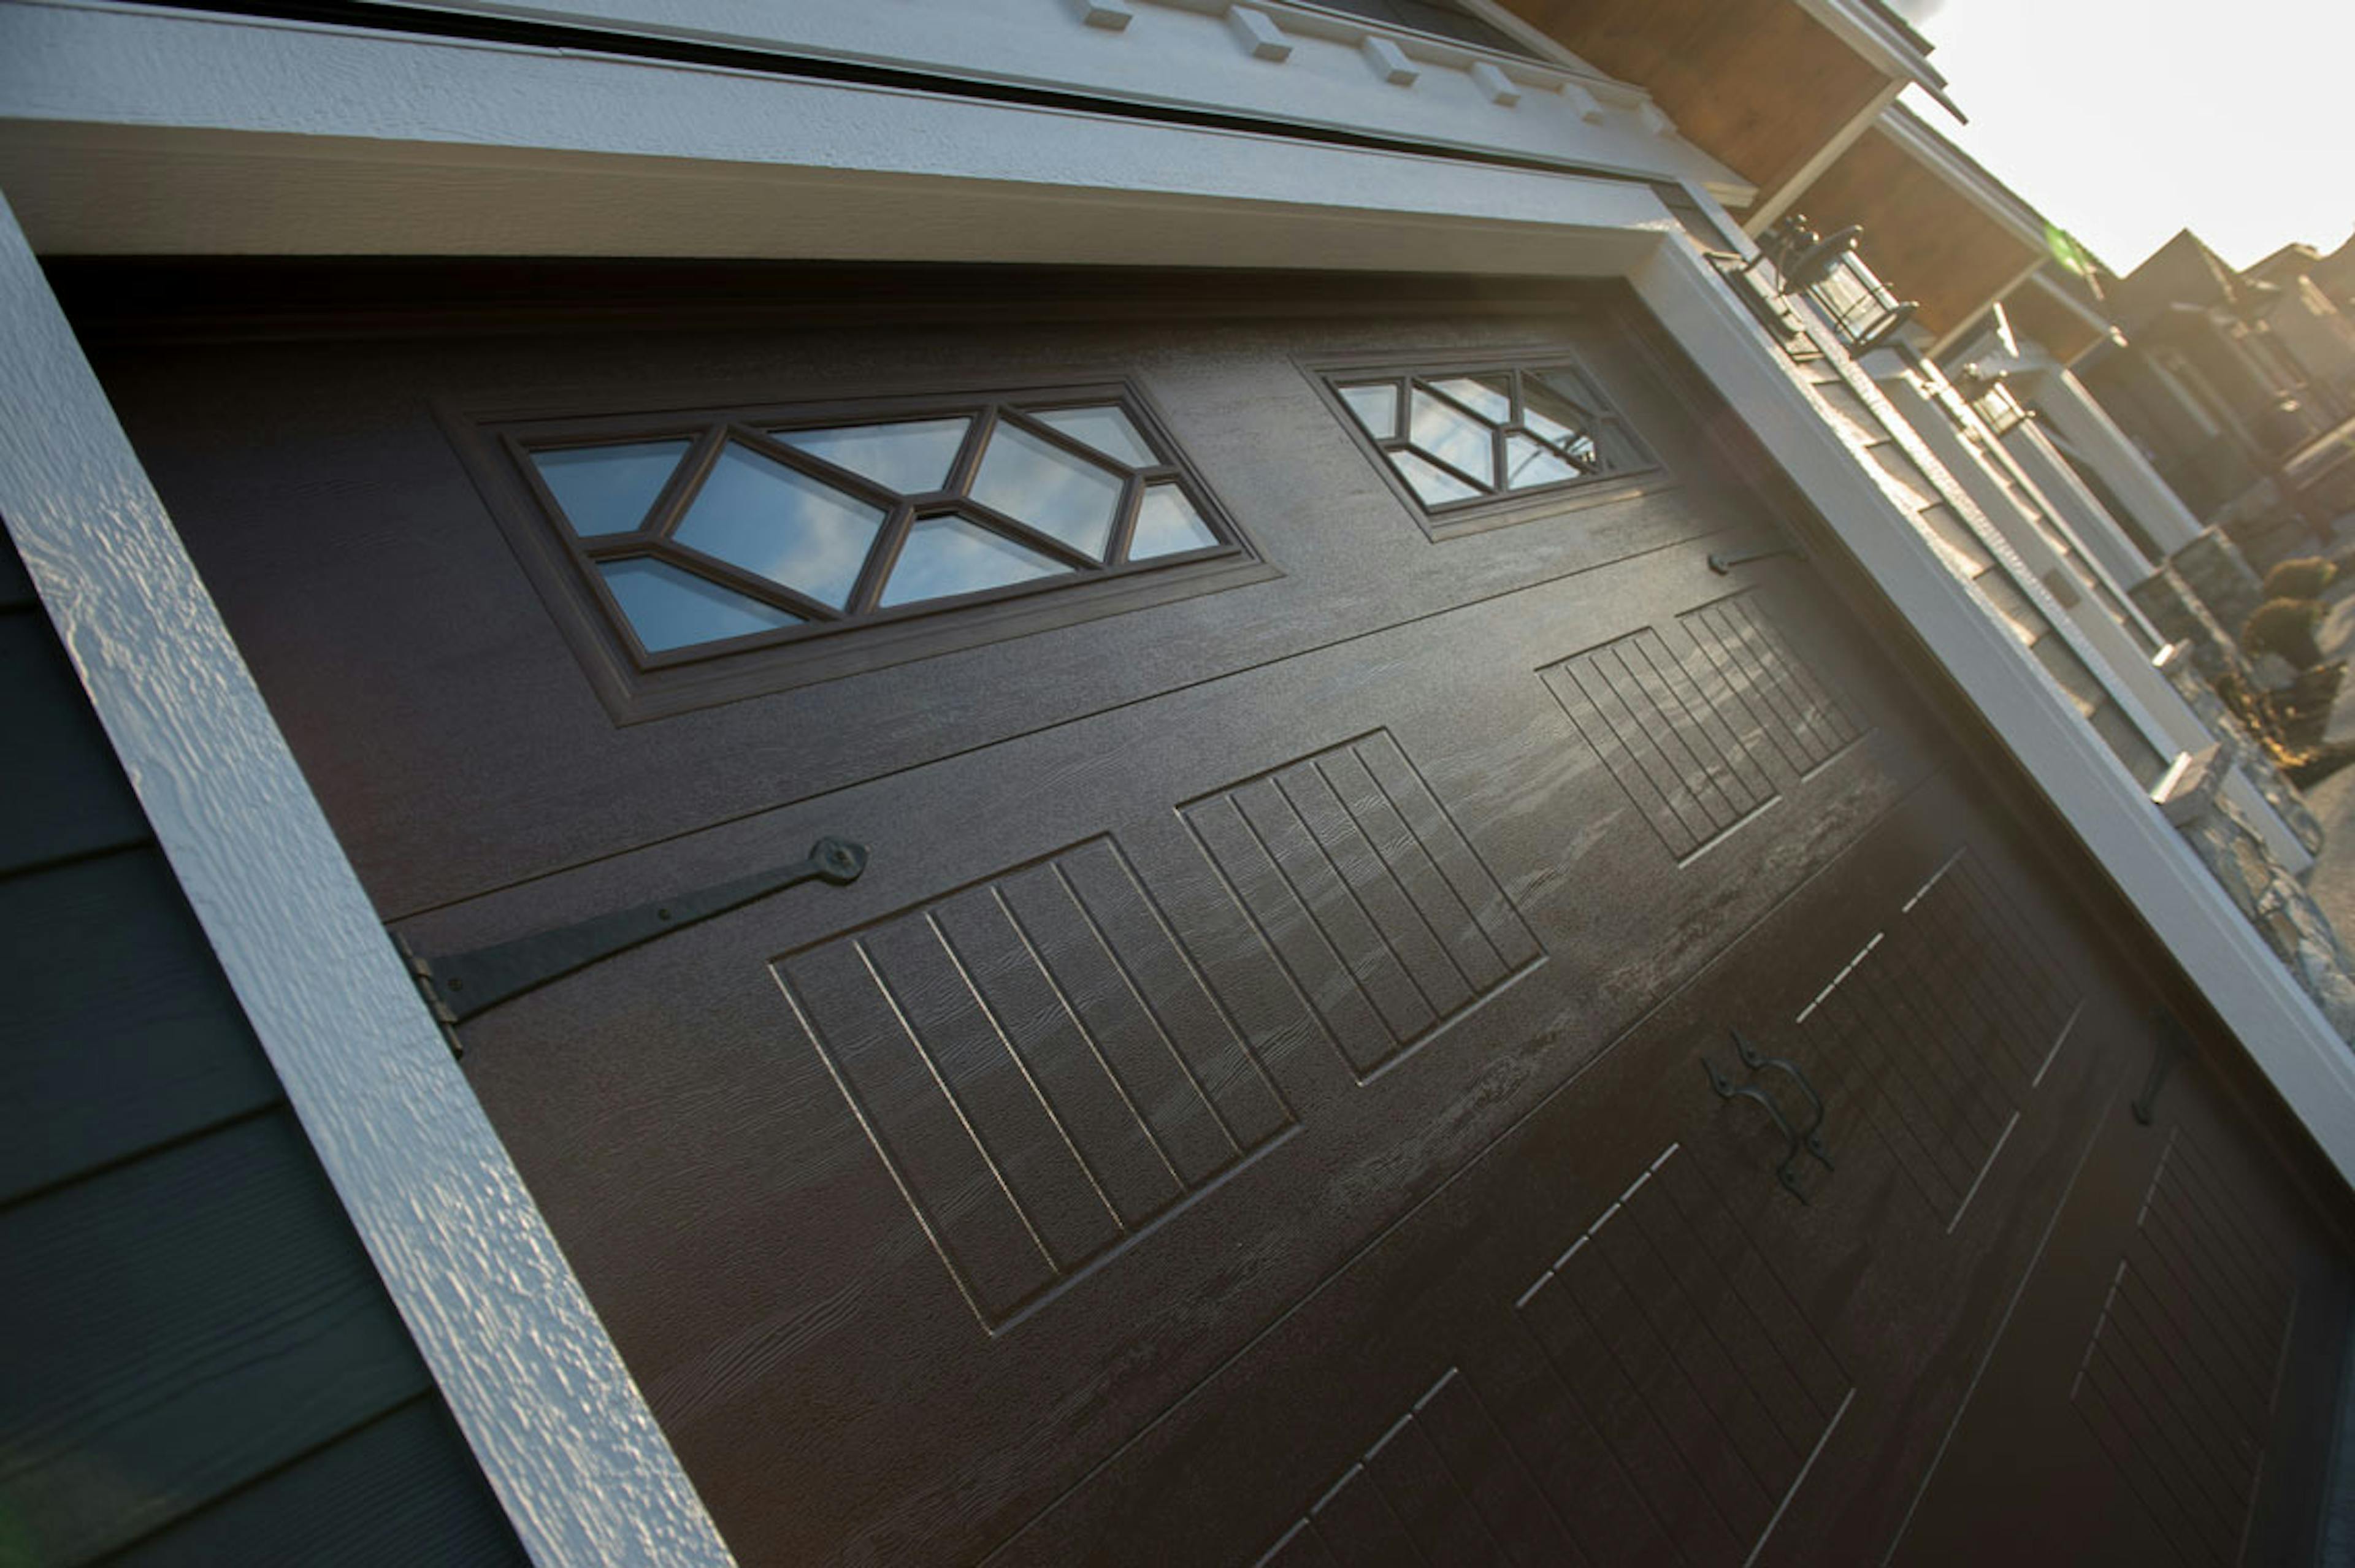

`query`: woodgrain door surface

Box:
[88,269,2352,1567]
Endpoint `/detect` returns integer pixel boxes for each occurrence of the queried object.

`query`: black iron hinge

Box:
[399,836,868,1049]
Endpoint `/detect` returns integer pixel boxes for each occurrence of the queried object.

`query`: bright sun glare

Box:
[1904,0,2355,274]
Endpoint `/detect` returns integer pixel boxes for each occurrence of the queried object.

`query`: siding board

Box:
[0,608,147,874]
[0,1111,432,1563]
[101,1398,521,1568]
[0,846,281,1205]
[0,537,29,609]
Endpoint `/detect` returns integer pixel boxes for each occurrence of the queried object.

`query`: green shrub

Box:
[2263,556,2337,600]
[2243,597,2326,670]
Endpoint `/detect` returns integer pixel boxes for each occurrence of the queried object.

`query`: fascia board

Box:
[1876,102,2051,258]
[34,0,1750,202]
[0,1,1712,258]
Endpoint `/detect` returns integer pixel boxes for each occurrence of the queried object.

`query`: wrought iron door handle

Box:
[406,836,868,1026]
[1707,544,1808,575]
[1731,1030,1833,1169]
[1702,1055,1811,1204]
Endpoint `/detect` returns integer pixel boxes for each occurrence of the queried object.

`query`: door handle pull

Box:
[1732,1030,1833,1169]
[1702,1055,1812,1204]
[1707,544,1808,574]
[405,836,868,1027]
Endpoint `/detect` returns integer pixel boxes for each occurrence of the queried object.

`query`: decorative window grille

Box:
[504,386,1247,667]
[1323,361,1652,525]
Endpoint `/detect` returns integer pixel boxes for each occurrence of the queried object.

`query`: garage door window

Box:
[496,385,1249,678]
[1324,359,1653,534]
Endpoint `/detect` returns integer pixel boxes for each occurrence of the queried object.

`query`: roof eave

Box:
[1790,0,1963,119]
[1875,99,2050,256]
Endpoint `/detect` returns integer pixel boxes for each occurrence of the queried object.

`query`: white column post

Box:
[2013,356,2207,556]
[1997,416,2162,590]
[1872,365,2314,874]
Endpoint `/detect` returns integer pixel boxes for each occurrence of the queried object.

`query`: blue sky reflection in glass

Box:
[673,443,886,608]
[600,557,802,651]
[534,440,691,535]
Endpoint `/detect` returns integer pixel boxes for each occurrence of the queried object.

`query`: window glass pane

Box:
[1128,483,1219,559]
[1392,449,1485,506]
[599,557,802,652]
[1338,383,1401,440]
[673,443,887,609]
[1428,374,1513,424]
[1027,406,1158,468]
[532,440,690,537]
[1525,371,1622,472]
[1503,433,1584,490]
[1407,389,1496,487]
[969,421,1125,560]
[881,516,1067,607]
[773,417,969,495]
[1592,420,1647,471]
[1518,401,1585,449]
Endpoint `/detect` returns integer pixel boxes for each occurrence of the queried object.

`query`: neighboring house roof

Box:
[2107,229,2245,335]
[2247,240,2324,289]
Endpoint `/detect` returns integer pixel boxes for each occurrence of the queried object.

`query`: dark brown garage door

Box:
[85,267,2353,1566]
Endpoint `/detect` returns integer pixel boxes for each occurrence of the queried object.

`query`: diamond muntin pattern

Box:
[1329,359,1650,516]
[509,386,1242,664]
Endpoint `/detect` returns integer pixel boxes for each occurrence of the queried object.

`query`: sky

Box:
[1897,0,2355,277]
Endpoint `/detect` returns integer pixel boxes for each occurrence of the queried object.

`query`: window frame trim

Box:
[1305,346,1675,541]
[443,375,1273,722]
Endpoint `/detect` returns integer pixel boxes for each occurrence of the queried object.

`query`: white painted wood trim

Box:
[1996,414,2162,589]
[0,0,1754,247]
[1223,4,1292,61]
[22,0,1748,199]
[1864,362,2316,873]
[0,188,736,1568]
[1359,34,1417,87]
[2015,357,2209,556]
[1870,370,2185,721]
[1826,345,2183,773]
[1633,226,2355,1190]
[1877,99,2051,256]
[1469,58,1520,106]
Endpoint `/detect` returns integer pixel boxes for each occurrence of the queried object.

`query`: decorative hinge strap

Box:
[402,836,868,1031]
